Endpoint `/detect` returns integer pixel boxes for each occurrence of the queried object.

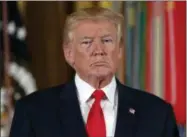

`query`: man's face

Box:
[65,20,122,79]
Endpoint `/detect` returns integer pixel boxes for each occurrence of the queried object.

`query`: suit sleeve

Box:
[162,104,179,137]
[9,99,34,137]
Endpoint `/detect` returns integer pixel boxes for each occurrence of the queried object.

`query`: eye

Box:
[80,40,93,47]
[82,41,91,44]
[102,38,113,44]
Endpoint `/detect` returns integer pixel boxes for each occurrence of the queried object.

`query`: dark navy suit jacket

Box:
[9,79,179,137]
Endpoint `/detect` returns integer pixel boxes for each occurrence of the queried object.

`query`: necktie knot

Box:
[92,89,105,101]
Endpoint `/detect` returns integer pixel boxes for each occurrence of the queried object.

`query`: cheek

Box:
[74,49,90,64]
[74,47,85,58]
[109,49,121,65]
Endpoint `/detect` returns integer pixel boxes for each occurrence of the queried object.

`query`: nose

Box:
[92,39,106,56]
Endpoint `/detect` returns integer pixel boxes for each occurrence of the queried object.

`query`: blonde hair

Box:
[62,7,125,47]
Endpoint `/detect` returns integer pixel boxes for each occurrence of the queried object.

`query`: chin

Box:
[88,66,114,77]
[90,70,112,78]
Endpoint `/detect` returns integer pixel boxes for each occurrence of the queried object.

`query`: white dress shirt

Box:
[75,74,118,137]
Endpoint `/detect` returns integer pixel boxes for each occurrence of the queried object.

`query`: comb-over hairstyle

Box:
[62,7,125,47]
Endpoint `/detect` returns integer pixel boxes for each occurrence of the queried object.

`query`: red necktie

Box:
[86,90,106,137]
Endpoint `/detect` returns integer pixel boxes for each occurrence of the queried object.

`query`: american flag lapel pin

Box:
[129,108,135,115]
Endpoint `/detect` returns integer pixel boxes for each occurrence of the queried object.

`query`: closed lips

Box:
[91,61,109,66]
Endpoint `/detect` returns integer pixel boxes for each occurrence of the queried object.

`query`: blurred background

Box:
[0,1,186,137]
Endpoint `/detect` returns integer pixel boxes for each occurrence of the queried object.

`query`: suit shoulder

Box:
[17,84,65,105]
[124,85,170,108]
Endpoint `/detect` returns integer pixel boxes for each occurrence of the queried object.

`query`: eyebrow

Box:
[80,34,112,40]
[80,36,93,40]
[101,34,112,38]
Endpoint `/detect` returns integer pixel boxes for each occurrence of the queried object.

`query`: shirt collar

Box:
[75,73,117,106]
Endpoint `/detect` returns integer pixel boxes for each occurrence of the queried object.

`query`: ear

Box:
[118,44,123,59]
[63,44,75,67]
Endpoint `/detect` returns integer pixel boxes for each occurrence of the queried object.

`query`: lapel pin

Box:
[129,108,135,115]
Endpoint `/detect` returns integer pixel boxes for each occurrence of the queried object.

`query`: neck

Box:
[78,74,113,89]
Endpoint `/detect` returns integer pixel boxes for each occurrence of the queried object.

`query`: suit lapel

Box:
[58,80,88,137]
[57,79,138,137]
[114,80,138,137]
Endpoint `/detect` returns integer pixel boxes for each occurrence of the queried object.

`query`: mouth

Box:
[91,61,109,67]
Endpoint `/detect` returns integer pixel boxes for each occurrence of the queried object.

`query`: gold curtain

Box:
[24,2,75,89]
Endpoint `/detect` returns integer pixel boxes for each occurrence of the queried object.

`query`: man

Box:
[9,7,179,137]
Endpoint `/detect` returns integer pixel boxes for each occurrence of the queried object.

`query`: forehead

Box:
[73,20,117,38]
